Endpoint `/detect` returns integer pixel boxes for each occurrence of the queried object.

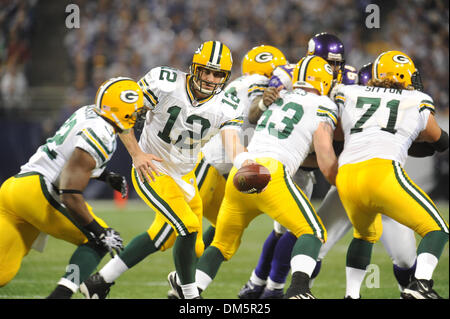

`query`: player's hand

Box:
[262,86,282,107]
[133,152,163,183]
[97,228,124,258]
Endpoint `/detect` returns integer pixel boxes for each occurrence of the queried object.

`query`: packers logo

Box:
[255,52,274,63]
[120,90,139,103]
[324,64,333,75]
[392,54,410,64]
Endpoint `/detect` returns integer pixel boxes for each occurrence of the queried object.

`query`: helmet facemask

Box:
[411,69,423,91]
[190,64,230,96]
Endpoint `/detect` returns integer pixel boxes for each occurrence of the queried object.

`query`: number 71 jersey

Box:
[336,85,435,167]
[138,66,244,176]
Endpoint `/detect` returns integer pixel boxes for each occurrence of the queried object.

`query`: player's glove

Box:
[97,170,128,198]
[97,228,124,258]
[85,220,125,257]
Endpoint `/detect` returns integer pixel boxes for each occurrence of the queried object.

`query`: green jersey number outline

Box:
[350,97,399,134]
[255,98,304,139]
[157,106,211,149]
[159,67,178,83]
[42,113,77,159]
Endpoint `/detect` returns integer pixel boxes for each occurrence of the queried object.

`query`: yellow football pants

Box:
[131,167,204,257]
[194,155,226,228]
[336,158,449,243]
[0,173,108,286]
[211,157,327,260]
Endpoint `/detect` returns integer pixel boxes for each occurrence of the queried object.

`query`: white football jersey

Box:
[248,88,338,177]
[336,85,434,167]
[138,66,244,176]
[200,73,269,174]
[20,105,117,185]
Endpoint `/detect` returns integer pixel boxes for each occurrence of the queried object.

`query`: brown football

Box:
[233,163,271,194]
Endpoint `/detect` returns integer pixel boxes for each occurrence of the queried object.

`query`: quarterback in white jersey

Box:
[335,51,449,299]
[0,78,144,298]
[81,41,248,300]
[137,65,244,182]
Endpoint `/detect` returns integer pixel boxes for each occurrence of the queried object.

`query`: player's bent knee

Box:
[210,242,234,261]
[354,233,380,244]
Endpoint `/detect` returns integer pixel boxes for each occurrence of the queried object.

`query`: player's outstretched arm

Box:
[248,86,282,124]
[313,122,338,185]
[59,147,98,226]
[59,148,124,256]
[221,128,248,164]
[416,114,449,152]
[119,128,162,183]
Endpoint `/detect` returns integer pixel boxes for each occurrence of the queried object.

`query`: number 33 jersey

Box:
[248,88,338,177]
[19,105,117,184]
[335,85,435,167]
[138,66,244,176]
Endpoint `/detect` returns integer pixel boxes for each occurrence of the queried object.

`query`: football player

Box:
[196,44,288,249]
[335,50,449,299]
[80,41,247,299]
[238,32,352,299]
[168,55,338,299]
[0,77,145,298]
[310,60,430,295]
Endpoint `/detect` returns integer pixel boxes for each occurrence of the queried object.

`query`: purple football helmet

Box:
[358,63,373,85]
[307,32,345,77]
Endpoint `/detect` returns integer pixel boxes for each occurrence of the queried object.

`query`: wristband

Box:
[258,99,268,112]
[233,152,253,170]
[96,170,110,182]
[84,219,105,238]
[432,130,449,152]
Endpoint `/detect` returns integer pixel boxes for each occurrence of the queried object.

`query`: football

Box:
[233,163,271,194]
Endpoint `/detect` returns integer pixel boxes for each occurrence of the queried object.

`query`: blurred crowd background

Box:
[0,0,448,200]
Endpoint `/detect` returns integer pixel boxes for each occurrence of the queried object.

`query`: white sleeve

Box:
[75,124,116,169]
[316,98,339,129]
[417,93,435,132]
[137,67,165,111]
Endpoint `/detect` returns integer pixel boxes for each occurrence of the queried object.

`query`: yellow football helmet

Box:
[241,45,287,77]
[95,77,145,131]
[292,55,334,96]
[190,41,233,95]
[373,50,416,87]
